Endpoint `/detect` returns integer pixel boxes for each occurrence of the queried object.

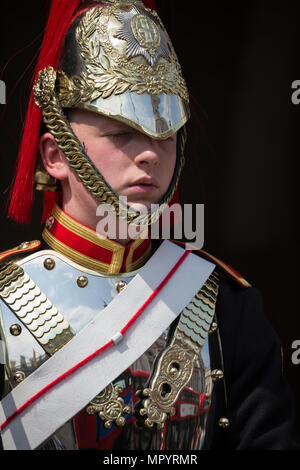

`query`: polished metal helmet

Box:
[31,0,190,226]
[55,1,189,139]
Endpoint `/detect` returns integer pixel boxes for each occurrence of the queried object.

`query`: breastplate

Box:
[0,250,214,450]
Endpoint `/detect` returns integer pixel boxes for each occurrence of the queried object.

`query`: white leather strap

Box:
[0,241,215,450]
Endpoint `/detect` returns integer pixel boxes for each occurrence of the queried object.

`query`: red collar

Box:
[42,204,152,274]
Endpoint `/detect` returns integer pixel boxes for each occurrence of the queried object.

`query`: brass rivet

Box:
[13,371,26,384]
[77,275,88,288]
[211,369,224,382]
[18,241,29,250]
[44,258,55,270]
[208,322,218,334]
[115,280,127,293]
[169,367,179,377]
[9,324,22,336]
[218,417,230,428]
[168,362,180,377]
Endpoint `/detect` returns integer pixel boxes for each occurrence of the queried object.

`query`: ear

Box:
[39,133,69,181]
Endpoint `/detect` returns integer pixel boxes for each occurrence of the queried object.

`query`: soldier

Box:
[0,0,298,450]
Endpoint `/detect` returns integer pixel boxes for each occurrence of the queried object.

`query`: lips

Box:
[129,176,158,188]
[127,176,159,194]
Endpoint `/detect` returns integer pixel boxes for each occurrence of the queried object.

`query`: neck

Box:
[62,198,147,247]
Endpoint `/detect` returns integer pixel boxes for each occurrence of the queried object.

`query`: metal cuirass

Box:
[0,249,215,450]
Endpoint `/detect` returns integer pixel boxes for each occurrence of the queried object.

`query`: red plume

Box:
[8,0,82,223]
[8,0,156,224]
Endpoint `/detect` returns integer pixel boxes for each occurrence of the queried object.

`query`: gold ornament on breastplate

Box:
[138,337,195,429]
[135,270,219,429]
[86,383,131,428]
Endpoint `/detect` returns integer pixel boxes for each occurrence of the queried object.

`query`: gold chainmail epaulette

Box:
[0,261,75,356]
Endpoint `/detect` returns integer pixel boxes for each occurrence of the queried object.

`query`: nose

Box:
[133,137,161,168]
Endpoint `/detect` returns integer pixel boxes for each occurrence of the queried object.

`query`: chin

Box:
[128,195,164,212]
[128,202,152,212]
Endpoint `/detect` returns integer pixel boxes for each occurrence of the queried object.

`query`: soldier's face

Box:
[67,109,177,211]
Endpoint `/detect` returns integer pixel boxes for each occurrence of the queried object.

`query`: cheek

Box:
[89,146,134,195]
[89,142,129,176]
[163,144,177,182]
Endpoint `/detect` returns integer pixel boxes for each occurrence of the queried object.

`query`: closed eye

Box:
[104,131,132,139]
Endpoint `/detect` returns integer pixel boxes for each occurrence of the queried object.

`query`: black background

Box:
[0,0,299,441]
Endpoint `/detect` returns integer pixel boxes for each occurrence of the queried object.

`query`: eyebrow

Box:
[99,124,132,134]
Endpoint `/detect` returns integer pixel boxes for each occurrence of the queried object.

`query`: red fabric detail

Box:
[143,0,156,9]
[157,189,180,233]
[0,248,191,431]
[42,192,62,223]
[170,188,179,204]
[131,238,151,264]
[73,411,101,450]
[49,219,113,265]
[122,238,151,272]
[161,421,166,450]
[122,247,130,272]
[73,406,124,450]
[128,368,150,378]
[8,0,82,224]
[47,206,152,269]
[198,393,205,414]
[198,249,244,279]
[0,242,42,263]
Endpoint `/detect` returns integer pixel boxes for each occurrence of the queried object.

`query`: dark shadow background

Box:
[0,0,299,440]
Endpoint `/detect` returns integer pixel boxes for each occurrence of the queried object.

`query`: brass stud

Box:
[211,369,224,382]
[218,417,230,428]
[44,257,55,270]
[168,362,180,378]
[77,275,88,288]
[115,280,127,293]
[169,367,179,377]
[9,324,22,336]
[208,322,218,334]
[13,371,26,384]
